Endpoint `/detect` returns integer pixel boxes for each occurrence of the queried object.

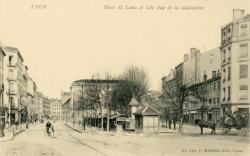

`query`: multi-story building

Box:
[61,96,70,123]
[0,47,6,126]
[160,69,176,122]
[42,96,52,118]
[183,47,221,85]
[37,92,44,120]
[61,91,71,107]
[220,9,250,117]
[2,46,24,124]
[51,99,61,120]
[27,76,35,122]
[189,71,221,125]
[162,47,221,125]
[61,91,71,121]
[182,48,221,123]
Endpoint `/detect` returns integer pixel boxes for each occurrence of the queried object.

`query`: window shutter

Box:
[239,43,248,58]
[239,64,248,78]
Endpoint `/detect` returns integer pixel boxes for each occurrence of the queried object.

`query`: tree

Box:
[162,71,192,132]
[189,79,210,134]
[84,74,117,131]
[111,65,149,116]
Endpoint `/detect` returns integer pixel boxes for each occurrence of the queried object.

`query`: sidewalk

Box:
[160,123,250,136]
[64,121,144,137]
[0,124,26,142]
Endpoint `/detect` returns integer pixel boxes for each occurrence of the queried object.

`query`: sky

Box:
[1,0,250,98]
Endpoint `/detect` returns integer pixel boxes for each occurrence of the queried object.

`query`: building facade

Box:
[0,47,6,126]
[51,99,61,120]
[42,96,52,118]
[2,46,25,124]
[220,9,250,118]
[188,72,221,125]
[37,92,44,120]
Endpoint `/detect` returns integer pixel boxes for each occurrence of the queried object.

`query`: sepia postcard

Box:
[0,0,250,156]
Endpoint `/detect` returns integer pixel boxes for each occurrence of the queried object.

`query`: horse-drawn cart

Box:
[220,110,248,135]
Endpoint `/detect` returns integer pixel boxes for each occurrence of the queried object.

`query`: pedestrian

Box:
[168,118,172,129]
[173,118,176,130]
[46,121,51,136]
[26,119,29,129]
[82,118,87,131]
[51,120,56,137]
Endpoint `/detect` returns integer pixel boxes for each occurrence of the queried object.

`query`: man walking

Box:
[51,120,56,137]
[46,121,51,136]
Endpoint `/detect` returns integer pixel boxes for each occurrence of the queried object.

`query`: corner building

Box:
[220,9,250,117]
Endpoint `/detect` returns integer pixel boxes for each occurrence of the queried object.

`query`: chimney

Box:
[184,54,189,62]
[190,48,197,58]
[233,9,245,21]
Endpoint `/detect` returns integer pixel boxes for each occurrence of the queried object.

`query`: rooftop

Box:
[134,105,159,116]
[2,46,24,62]
[129,96,139,106]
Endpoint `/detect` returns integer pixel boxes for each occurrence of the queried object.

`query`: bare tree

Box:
[189,78,210,134]
[112,65,149,116]
[162,72,192,131]
[84,74,117,131]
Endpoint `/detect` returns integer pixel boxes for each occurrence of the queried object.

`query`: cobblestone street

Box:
[0,121,249,156]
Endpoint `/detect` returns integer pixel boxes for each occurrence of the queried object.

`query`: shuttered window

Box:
[240,24,248,36]
[239,64,248,78]
[239,43,248,58]
[239,85,248,100]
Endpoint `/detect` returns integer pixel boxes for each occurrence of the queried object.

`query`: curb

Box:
[0,128,26,142]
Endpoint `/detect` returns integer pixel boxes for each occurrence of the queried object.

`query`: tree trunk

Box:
[101,117,103,131]
[179,118,183,132]
[107,111,110,132]
[178,111,183,132]
[0,123,4,137]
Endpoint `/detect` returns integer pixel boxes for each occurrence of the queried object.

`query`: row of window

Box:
[222,23,248,42]
[222,43,248,63]
[223,85,248,100]
[195,81,220,93]
[222,64,248,80]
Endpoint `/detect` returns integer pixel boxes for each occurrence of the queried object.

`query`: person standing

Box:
[168,117,172,129]
[51,121,56,137]
[173,117,176,130]
[46,121,51,136]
